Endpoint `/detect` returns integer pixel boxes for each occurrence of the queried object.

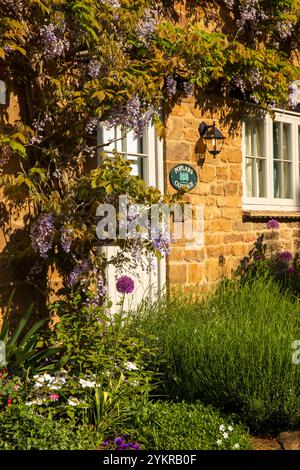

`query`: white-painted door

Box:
[97,123,166,310]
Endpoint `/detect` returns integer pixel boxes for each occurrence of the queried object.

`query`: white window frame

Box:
[242,109,300,211]
[97,122,166,300]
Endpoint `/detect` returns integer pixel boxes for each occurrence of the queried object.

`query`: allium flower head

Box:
[266,219,280,229]
[278,251,292,263]
[116,275,135,294]
[287,266,295,274]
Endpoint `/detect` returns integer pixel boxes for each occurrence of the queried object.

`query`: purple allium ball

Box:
[114,436,123,446]
[116,276,135,294]
[278,251,292,263]
[287,266,295,273]
[266,219,280,230]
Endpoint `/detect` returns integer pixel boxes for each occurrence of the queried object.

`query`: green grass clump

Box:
[133,276,300,431]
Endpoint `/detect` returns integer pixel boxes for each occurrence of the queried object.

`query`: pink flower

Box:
[49,393,60,401]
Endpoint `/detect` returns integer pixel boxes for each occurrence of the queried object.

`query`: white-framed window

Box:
[243,110,300,211]
[97,122,166,308]
[97,124,163,189]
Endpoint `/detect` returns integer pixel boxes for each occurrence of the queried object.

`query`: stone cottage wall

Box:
[165,97,300,289]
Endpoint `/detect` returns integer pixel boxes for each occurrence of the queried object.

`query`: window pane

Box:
[246,158,255,197]
[273,122,280,160]
[273,161,281,198]
[101,126,116,152]
[283,124,291,160]
[126,130,140,155]
[283,162,292,198]
[253,121,264,157]
[256,159,266,197]
[245,121,251,156]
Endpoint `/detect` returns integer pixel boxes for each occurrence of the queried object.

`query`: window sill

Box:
[242,210,300,222]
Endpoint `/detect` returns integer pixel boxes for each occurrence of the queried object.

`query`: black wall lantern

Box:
[199,121,225,157]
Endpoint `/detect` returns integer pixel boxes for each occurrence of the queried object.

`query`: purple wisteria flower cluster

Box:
[2,0,23,17]
[166,75,177,98]
[30,114,53,145]
[30,213,56,259]
[61,226,74,253]
[104,95,155,138]
[288,83,299,109]
[85,117,100,135]
[100,0,120,8]
[183,82,194,97]
[136,8,158,46]
[26,261,43,282]
[87,60,101,79]
[67,259,91,288]
[40,22,69,60]
[151,228,172,256]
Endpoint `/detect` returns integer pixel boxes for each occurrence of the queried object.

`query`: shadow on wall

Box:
[0,226,48,328]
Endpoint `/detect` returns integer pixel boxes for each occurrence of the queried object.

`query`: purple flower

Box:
[132,443,141,450]
[114,437,123,446]
[287,267,295,273]
[183,82,194,97]
[67,259,91,288]
[85,117,100,135]
[30,213,56,259]
[136,9,158,46]
[40,22,69,60]
[151,230,172,256]
[288,83,298,109]
[266,219,280,230]
[118,443,130,450]
[88,60,101,78]
[61,226,73,253]
[116,276,135,294]
[278,251,292,263]
[104,95,154,139]
[166,75,177,98]
[101,440,109,446]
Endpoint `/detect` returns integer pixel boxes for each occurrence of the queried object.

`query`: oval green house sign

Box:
[169,164,198,191]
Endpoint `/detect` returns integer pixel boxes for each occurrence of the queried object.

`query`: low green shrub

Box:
[0,404,99,450]
[124,400,252,450]
[133,276,300,431]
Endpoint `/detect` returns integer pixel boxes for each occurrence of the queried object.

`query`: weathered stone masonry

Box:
[165,97,300,289]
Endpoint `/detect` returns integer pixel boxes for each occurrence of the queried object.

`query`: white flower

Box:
[79,378,96,388]
[223,432,229,439]
[124,361,138,371]
[25,398,45,406]
[219,424,225,432]
[233,443,240,449]
[67,397,80,406]
[216,439,222,446]
[130,379,140,387]
[228,425,233,432]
